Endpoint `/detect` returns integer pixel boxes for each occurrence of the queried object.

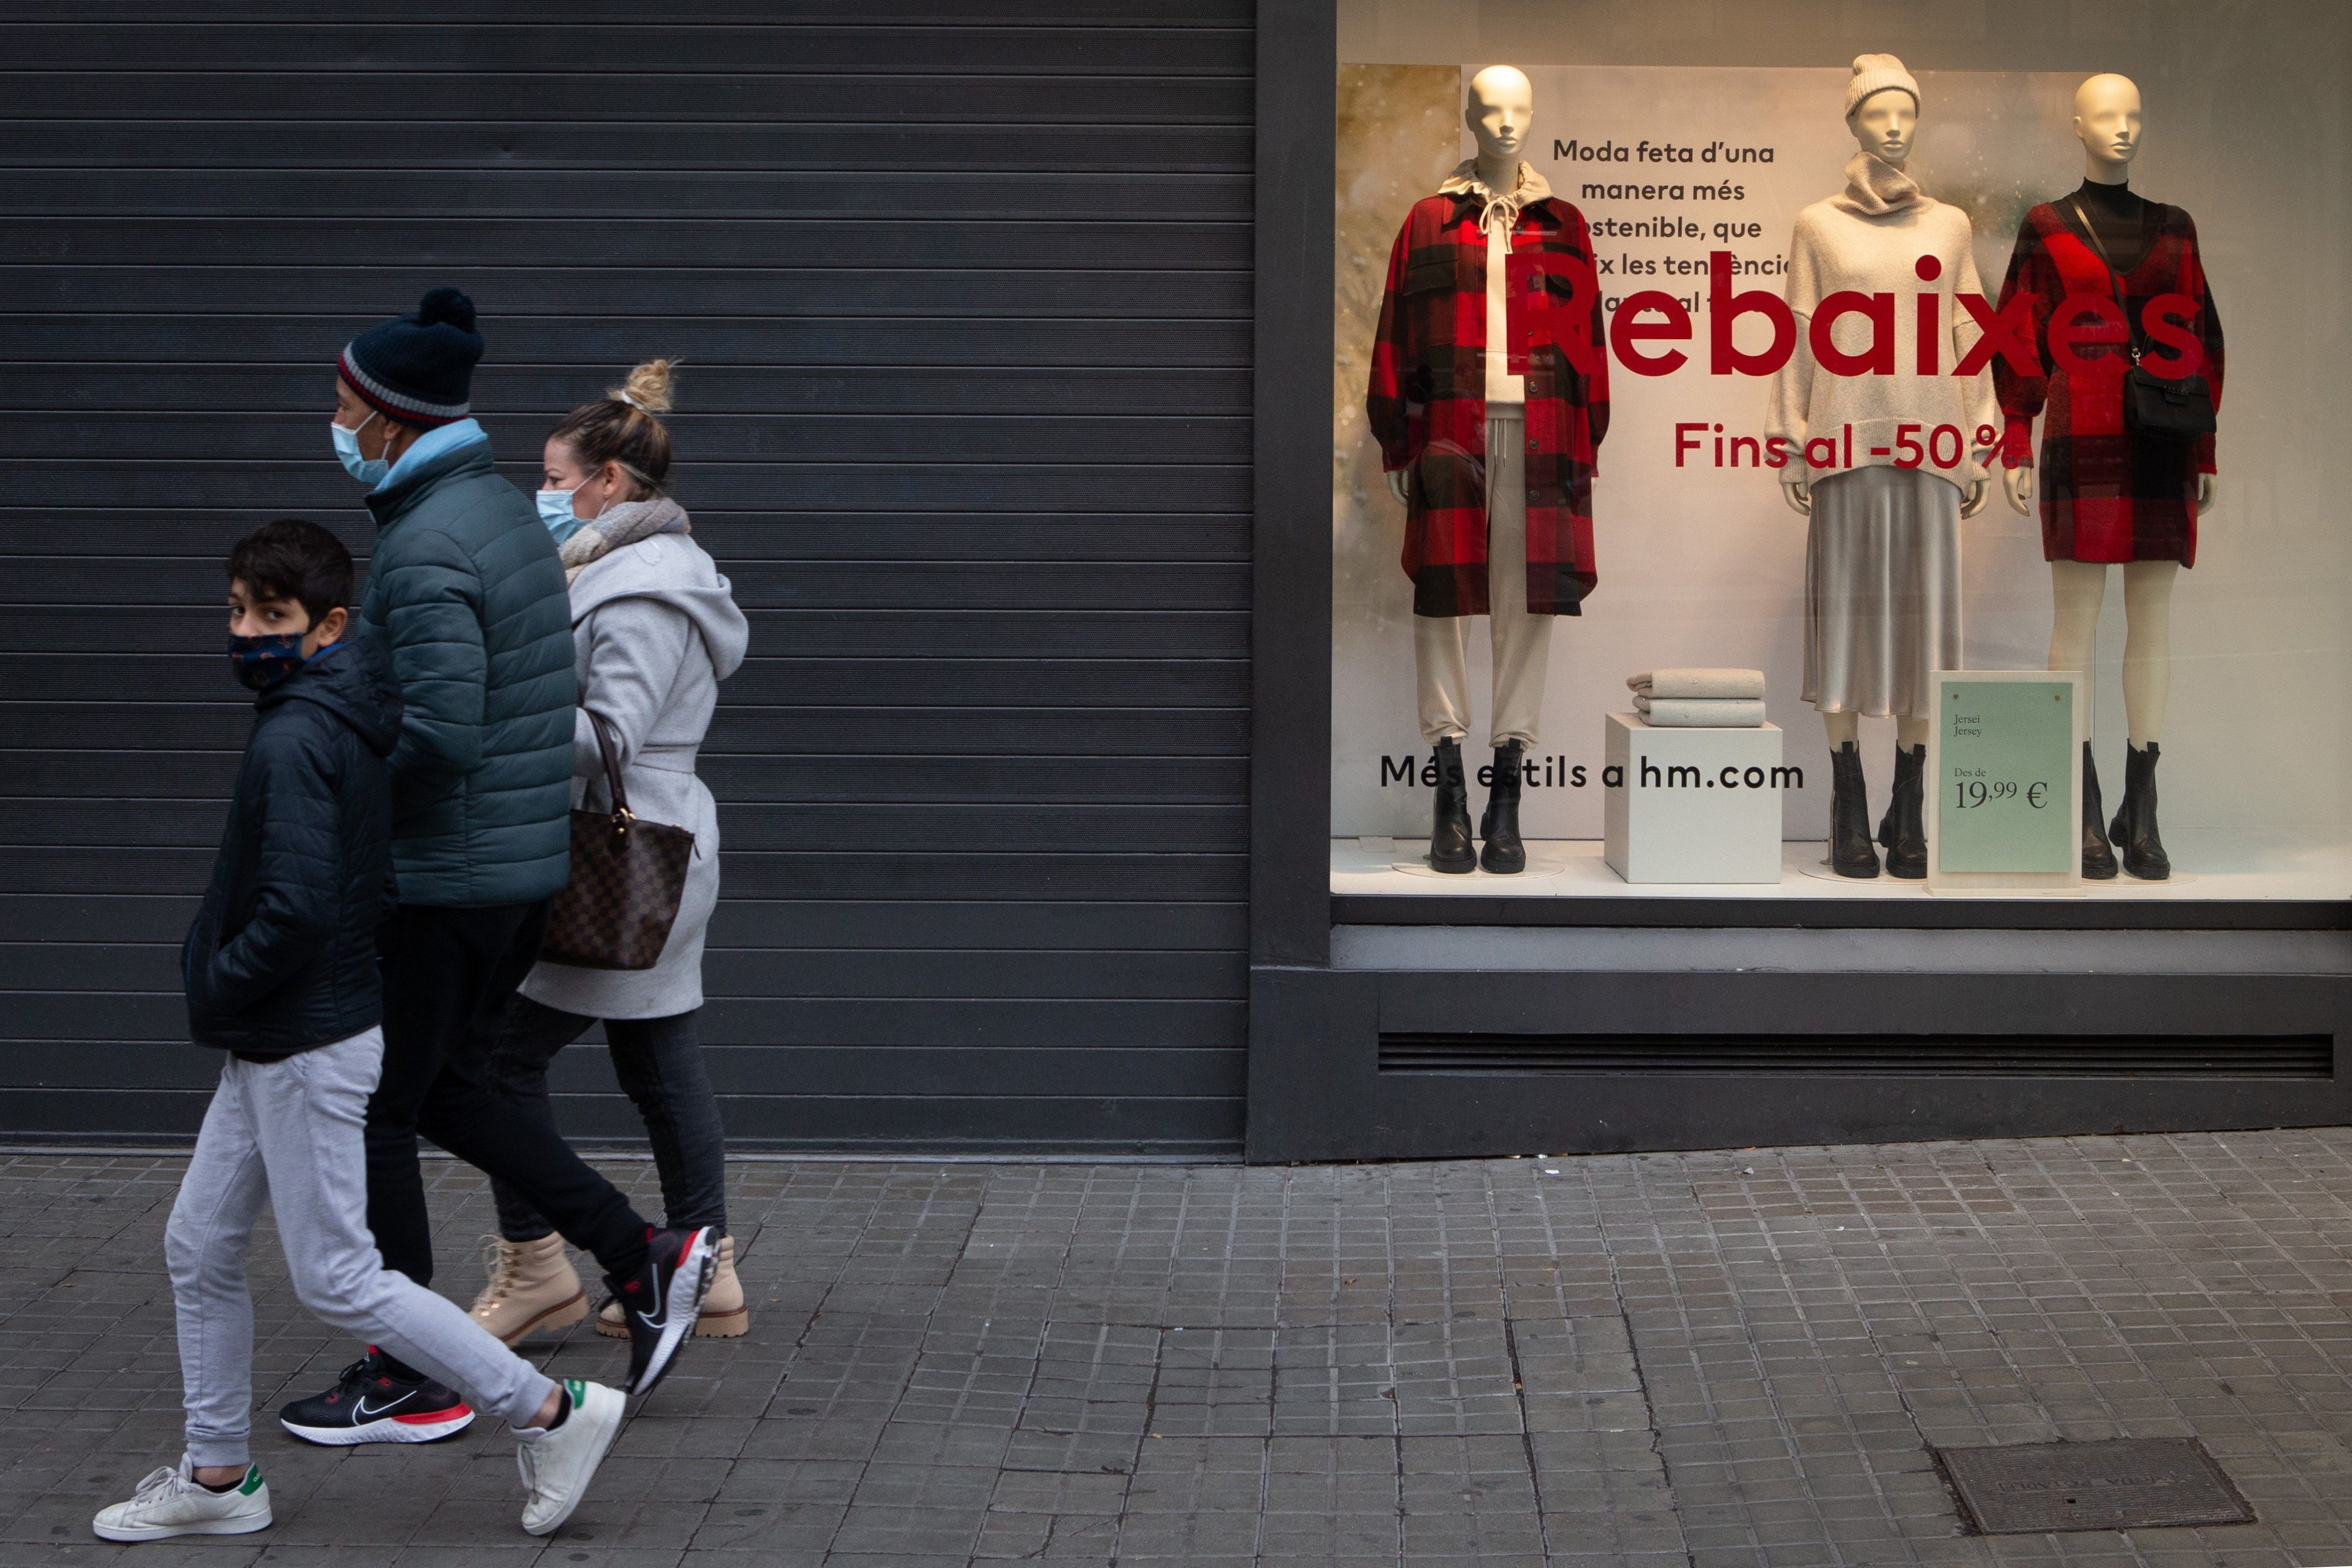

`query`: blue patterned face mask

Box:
[228,632,307,692]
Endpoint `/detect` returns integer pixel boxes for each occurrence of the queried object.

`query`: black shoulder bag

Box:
[2069,196,2216,439]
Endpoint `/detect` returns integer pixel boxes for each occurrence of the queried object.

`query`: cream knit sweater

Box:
[1765,164,1997,490]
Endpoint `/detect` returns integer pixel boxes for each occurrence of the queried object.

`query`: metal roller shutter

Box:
[0,2,1252,1154]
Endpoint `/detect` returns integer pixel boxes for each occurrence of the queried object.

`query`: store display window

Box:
[1329,4,2348,902]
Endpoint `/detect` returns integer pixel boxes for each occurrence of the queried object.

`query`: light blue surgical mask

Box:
[538,483,591,543]
[332,411,389,485]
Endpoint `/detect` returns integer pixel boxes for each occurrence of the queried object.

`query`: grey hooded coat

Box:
[518,526,748,1019]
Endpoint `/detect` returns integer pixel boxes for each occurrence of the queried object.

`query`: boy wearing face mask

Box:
[94,521,627,1543]
[296,290,716,1440]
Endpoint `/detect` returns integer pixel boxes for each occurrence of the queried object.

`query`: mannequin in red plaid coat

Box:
[1365,65,1609,874]
[1367,184,1609,619]
[1995,74,2221,883]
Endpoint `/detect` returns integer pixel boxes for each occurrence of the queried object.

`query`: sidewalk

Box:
[4,1130,2350,1567]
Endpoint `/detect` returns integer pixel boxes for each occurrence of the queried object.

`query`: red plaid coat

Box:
[1993,200,2223,566]
[1367,191,1609,617]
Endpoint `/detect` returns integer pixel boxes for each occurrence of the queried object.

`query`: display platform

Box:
[1331,831,2352,902]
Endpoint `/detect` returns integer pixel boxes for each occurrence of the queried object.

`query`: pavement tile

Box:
[0,1135,2346,1566]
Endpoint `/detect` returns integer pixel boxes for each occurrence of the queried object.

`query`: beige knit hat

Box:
[1843,54,1919,119]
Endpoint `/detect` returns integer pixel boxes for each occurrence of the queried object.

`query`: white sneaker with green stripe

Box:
[92,1456,270,1541]
[517,1379,624,1536]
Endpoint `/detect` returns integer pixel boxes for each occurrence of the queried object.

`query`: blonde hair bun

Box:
[553,360,679,497]
[612,357,677,416]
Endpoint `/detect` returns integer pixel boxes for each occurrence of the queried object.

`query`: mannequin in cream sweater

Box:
[1765,55,1996,878]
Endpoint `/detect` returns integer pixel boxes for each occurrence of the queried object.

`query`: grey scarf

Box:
[559,495,689,584]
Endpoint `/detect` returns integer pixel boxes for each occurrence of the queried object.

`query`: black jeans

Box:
[365,901,650,1288]
[488,998,729,1243]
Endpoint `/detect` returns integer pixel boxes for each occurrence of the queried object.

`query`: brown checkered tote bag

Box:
[539,710,694,970]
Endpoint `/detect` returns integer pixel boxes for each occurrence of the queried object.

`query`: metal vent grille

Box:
[1377,1033,2333,1078]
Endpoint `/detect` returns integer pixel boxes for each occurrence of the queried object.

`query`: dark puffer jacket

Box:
[360,436,576,906]
[183,636,405,1060]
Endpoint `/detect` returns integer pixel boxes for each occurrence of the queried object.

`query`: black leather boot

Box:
[2080,742,2118,880]
[1876,744,1897,850]
[1829,741,1880,878]
[1883,743,1927,880]
[1479,740,1527,874]
[2109,741,2170,880]
[1428,738,1476,874]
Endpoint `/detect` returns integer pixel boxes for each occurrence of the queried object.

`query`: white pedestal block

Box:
[1603,711,1784,884]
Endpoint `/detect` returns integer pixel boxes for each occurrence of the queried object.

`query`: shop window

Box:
[1331,4,2348,901]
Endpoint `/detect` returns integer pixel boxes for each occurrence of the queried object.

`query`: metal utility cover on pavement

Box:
[1937,1439,2254,1534]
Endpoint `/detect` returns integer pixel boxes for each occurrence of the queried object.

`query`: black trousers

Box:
[365,900,649,1288]
[490,998,729,1243]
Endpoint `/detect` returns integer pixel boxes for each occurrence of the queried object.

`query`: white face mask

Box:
[332,410,389,484]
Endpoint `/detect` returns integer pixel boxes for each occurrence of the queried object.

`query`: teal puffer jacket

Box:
[359,437,576,907]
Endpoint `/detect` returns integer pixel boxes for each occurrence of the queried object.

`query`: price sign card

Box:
[1926,671,2084,894]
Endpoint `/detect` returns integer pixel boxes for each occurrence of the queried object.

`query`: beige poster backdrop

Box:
[1332,63,2348,857]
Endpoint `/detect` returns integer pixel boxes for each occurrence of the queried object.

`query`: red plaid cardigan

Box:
[1993,199,2224,566]
[1367,191,1609,617]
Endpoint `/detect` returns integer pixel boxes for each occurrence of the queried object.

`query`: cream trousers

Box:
[1415,407,1553,748]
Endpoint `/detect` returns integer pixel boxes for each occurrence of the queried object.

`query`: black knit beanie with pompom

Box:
[338,287,484,426]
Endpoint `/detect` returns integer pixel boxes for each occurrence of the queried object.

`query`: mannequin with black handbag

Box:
[1993,73,2225,880]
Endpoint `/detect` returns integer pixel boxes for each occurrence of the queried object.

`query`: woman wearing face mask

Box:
[467,359,754,1345]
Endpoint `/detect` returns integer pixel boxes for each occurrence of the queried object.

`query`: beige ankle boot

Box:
[468,1233,587,1346]
[596,1233,747,1339]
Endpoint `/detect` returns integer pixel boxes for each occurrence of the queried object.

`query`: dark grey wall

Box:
[0,2,1252,1153]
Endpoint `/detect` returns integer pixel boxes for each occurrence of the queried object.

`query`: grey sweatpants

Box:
[166,1026,556,1467]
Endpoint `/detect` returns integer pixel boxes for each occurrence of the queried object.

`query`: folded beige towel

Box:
[1626,667,1766,700]
[1633,696,1768,727]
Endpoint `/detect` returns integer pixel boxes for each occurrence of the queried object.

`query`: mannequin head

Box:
[1850,89,1917,164]
[1465,65,1534,165]
[2072,73,2142,182]
[1843,54,1919,165]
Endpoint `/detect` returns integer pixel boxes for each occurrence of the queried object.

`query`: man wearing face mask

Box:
[289,291,717,1443]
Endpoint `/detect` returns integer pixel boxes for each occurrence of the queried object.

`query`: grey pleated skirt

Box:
[1802,465,1962,720]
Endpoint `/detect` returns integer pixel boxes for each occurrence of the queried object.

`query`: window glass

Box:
[1331,1,2350,899]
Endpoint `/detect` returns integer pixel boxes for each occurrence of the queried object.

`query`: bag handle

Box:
[586,708,632,824]
[2068,196,2146,366]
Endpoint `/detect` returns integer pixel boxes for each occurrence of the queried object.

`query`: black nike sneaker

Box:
[278,1348,475,1446]
[606,1226,717,1398]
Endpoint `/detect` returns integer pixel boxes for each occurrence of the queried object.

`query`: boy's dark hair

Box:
[226,519,353,627]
